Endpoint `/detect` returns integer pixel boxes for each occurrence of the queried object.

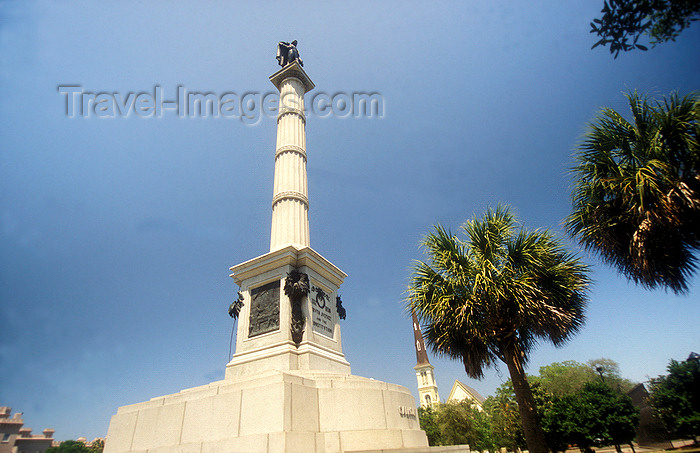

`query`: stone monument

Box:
[103,43,429,453]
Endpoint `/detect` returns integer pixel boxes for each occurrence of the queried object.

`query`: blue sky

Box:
[1,0,698,441]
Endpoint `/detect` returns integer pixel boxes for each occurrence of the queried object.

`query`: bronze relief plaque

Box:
[248,280,280,337]
[311,286,334,338]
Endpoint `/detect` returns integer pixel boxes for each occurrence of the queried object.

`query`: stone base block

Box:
[225,341,351,379]
[104,370,428,453]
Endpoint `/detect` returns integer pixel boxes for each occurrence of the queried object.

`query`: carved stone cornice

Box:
[272,190,309,208]
[275,144,307,160]
[277,107,306,124]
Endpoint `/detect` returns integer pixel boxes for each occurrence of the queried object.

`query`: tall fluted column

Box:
[269,62,315,252]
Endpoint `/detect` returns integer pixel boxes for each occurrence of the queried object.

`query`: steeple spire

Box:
[412,311,430,366]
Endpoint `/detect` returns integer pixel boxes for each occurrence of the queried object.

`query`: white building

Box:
[447,380,486,410]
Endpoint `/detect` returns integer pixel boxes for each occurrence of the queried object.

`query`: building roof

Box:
[447,380,486,405]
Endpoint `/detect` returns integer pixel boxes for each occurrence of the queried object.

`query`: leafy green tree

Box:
[418,401,493,449]
[539,382,639,453]
[435,400,484,447]
[408,206,591,453]
[534,360,595,396]
[470,406,497,452]
[533,358,635,396]
[587,358,636,393]
[484,382,526,452]
[590,0,700,57]
[496,363,638,452]
[567,91,700,294]
[491,379,575,453]
[88,439,104,453]
[540,393,581,453]
[648,356,700,440]
[581,381,640,452]
[418,405,442,446]
[46,440,92,453]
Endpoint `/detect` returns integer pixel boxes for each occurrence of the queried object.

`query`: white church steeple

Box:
[412,311,440,407]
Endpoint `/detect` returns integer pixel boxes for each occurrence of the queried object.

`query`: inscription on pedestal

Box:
[249,280,280,337]
[311,286,334,338]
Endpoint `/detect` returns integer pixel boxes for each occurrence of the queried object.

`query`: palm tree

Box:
[408,206,590,453]
[567,91,699,294]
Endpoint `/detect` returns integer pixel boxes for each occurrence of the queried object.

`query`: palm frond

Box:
[567,91,700,293]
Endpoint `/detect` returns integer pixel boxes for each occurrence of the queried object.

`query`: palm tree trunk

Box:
[502,344,548,453]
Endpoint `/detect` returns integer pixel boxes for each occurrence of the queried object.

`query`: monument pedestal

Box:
[104,245,429,452]
[105,370,427,453]
[225,245,351,379]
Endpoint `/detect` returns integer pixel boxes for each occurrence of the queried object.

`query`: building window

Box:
[2,433,10,442]
[425,394,431,405]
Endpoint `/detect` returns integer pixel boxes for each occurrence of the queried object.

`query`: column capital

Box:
[269,61,315,93]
